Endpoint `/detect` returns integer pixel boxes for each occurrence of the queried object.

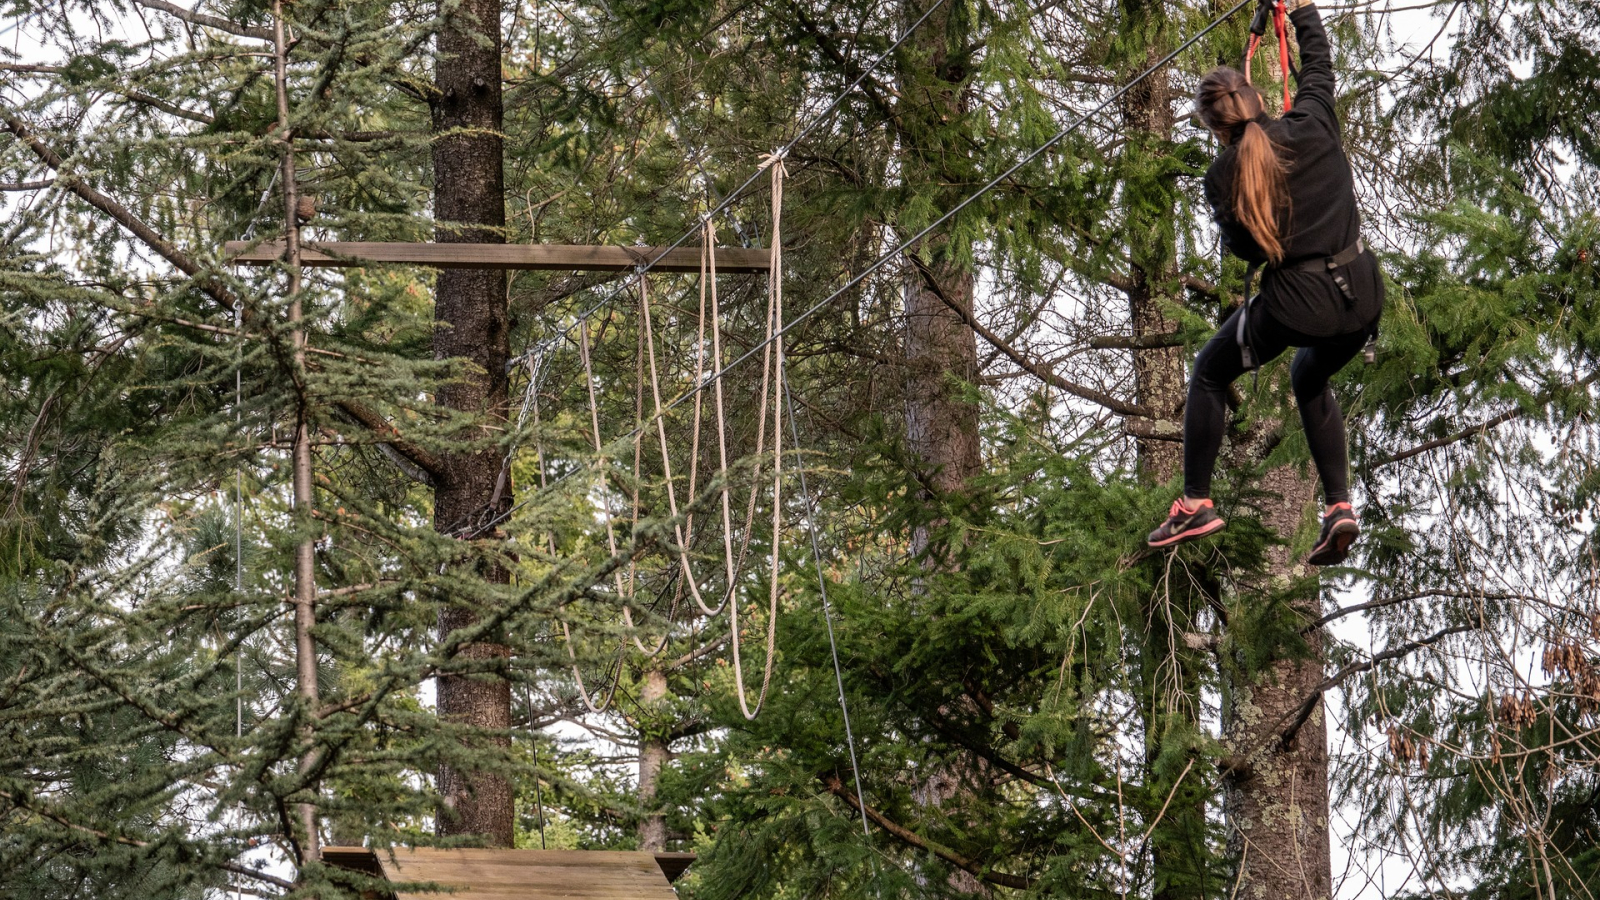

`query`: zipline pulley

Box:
[1243,0,1294,111]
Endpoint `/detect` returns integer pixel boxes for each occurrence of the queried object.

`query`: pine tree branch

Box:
[1376,406,1521,466]
[0,63,67,74]
[1122,417,1183,442]
[332,400,444,484]
[1181,273,1224,304]
[1089,332,1187,350]
[1,63,215,123]
[1311,589,1534,630]
[1376,370,1600,466]
[131,0,275,41]
[821,775,1033,889]
[0,789,295,891]
[0,179,56,191]
[922,714,1053,790]
[906,255,1152,417]
[785,0,900,124]
[0,103,237,309]
[3,108,437,490]
[1274,622,1479,750]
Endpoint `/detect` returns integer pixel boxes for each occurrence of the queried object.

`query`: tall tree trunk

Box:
[1117,6,1209,896]
[1221,465,1332,899]
[903,263,982,502]
[899,0,981,526]
[431,0,514,848]
[636,668,669,852]
[275,0,320,862]
[896,1,983,892]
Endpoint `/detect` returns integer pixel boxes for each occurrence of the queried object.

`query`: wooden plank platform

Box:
[223,241,771,273]
[321,847,693,900]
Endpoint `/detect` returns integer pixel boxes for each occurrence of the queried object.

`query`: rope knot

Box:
[758,149,789,177]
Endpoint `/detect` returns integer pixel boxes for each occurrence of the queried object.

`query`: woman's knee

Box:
[1192,335,1242,394]
[1289,355,1326,401]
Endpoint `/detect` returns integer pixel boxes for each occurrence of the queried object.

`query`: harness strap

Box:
[1243,0,1292,110]
[1273,1,1292,111]
[1280,237,1365,304]
[1237,260,1262,371]
[1236,238,1367,369]
[1280,237,1366,272]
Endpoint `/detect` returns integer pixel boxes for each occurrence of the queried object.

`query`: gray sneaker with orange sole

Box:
[1147,497,1226,548]
[1307,502,1359,566]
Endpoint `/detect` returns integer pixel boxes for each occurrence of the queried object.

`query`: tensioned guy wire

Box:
[232,299,245,900]
[782,370,872,841]
[234,299,245,740]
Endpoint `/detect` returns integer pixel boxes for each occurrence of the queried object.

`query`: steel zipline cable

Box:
[502,0,955,371]
[462,0,957,538]
[474,0,1258,538]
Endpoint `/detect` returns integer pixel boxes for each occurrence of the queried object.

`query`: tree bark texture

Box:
[431,0,514,848]
[898,0,982,510]
[1118,8,1210,897]
[897,1,984,893]
[636,669,669,853]
[1118,38,1186,484]
[1222,464,1333,900]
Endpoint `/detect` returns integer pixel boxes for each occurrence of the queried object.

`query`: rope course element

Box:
[640,0,1262,428]
[498,0,955,372]
[535,159,792,717]
[529,341,630,714]
[449,0,959,546]
[461,0,1260,721]
[465,0,1259,568]
[725,155,786,719]
[577,319,668,656]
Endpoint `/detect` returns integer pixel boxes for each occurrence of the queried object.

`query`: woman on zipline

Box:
[1147,0,1383,565]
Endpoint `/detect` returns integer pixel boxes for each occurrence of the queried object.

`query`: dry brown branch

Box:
[821,775,1033,889]
[131,0,274,40]
[907,255,1152,418]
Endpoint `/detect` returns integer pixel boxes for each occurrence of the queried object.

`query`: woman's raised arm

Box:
[1289,2,1337,124]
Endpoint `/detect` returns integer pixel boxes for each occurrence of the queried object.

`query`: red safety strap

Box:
[1274,1,1293,111]
[1242,0,1293,111]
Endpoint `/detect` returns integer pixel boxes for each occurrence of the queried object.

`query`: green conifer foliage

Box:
[3,0,1599,896]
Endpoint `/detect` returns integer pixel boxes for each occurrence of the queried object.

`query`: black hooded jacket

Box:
[1202,4,1383,337]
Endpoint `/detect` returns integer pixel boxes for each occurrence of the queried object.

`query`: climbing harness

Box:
[1236,266,1261,370]
[1243,0,1295,111]
[1236,237,1371,373]
[1281,236,1366,304]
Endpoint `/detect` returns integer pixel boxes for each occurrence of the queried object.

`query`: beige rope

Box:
[524,351,623,713]
[579,319,671,657]
[641,254,728,617]
[637,222,769,622]
[729,153,787,720]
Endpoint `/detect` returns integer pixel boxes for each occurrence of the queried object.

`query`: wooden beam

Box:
[224,241,771,273]
[652,852,695,883]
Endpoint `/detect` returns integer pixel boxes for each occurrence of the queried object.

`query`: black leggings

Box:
[1183,302,1371,505]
